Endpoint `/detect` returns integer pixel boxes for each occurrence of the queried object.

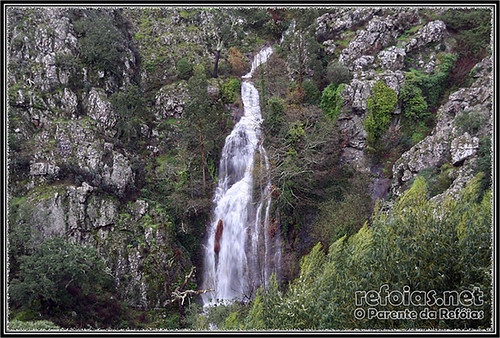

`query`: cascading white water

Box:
[201,46,280,305]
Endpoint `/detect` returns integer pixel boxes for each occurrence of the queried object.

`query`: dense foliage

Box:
[73,11,129,79]
[363,80,398,147]
[320,83,345,121]
[110,85,148,150]
[440,8,492,60]
[238,176,492,330]
[8,237,133,328]
[176,58,193,80]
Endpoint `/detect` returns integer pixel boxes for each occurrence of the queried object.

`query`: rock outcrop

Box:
[316,8,491,205]
[391,57,492,198]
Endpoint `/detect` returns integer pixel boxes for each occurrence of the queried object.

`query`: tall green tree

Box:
[281,9,323,102]
[182,64,230,194]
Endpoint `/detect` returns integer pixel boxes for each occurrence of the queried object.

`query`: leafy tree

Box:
[176,57,193,80]
[73,12,127,79]
[110,85,147,149]
[9,237,113,315]
[363,80,397,146]
[243,175,492,330]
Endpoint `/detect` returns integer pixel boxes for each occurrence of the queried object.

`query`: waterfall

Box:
[201,46,280,305]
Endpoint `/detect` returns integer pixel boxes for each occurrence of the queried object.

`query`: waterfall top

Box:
[242,46,273,79]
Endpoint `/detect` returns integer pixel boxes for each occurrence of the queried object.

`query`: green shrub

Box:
[363,80,397,145]
[405,54,457,109]
[176,57,193,80]
[302,79,321,105]
[440,8,492,59]
[326,62,352,87]
[221,78,241,104]
[400,75,429,121]
[9,237,113,313]
[320,83,345,122]
[264,96,284,133]
[9,319,61,331]
[110,85,147,147]
[74,13,127,78]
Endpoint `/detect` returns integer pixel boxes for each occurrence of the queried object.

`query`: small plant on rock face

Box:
[363,80,398,146]
[176,57,193,80]
[320,83,345,122]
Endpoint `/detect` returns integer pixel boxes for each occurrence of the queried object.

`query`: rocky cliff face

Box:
[315,8,492,203]
[391,57,492,200]
[7,8,198,309]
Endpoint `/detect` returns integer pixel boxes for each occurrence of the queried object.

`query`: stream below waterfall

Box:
[201,46,281,305]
